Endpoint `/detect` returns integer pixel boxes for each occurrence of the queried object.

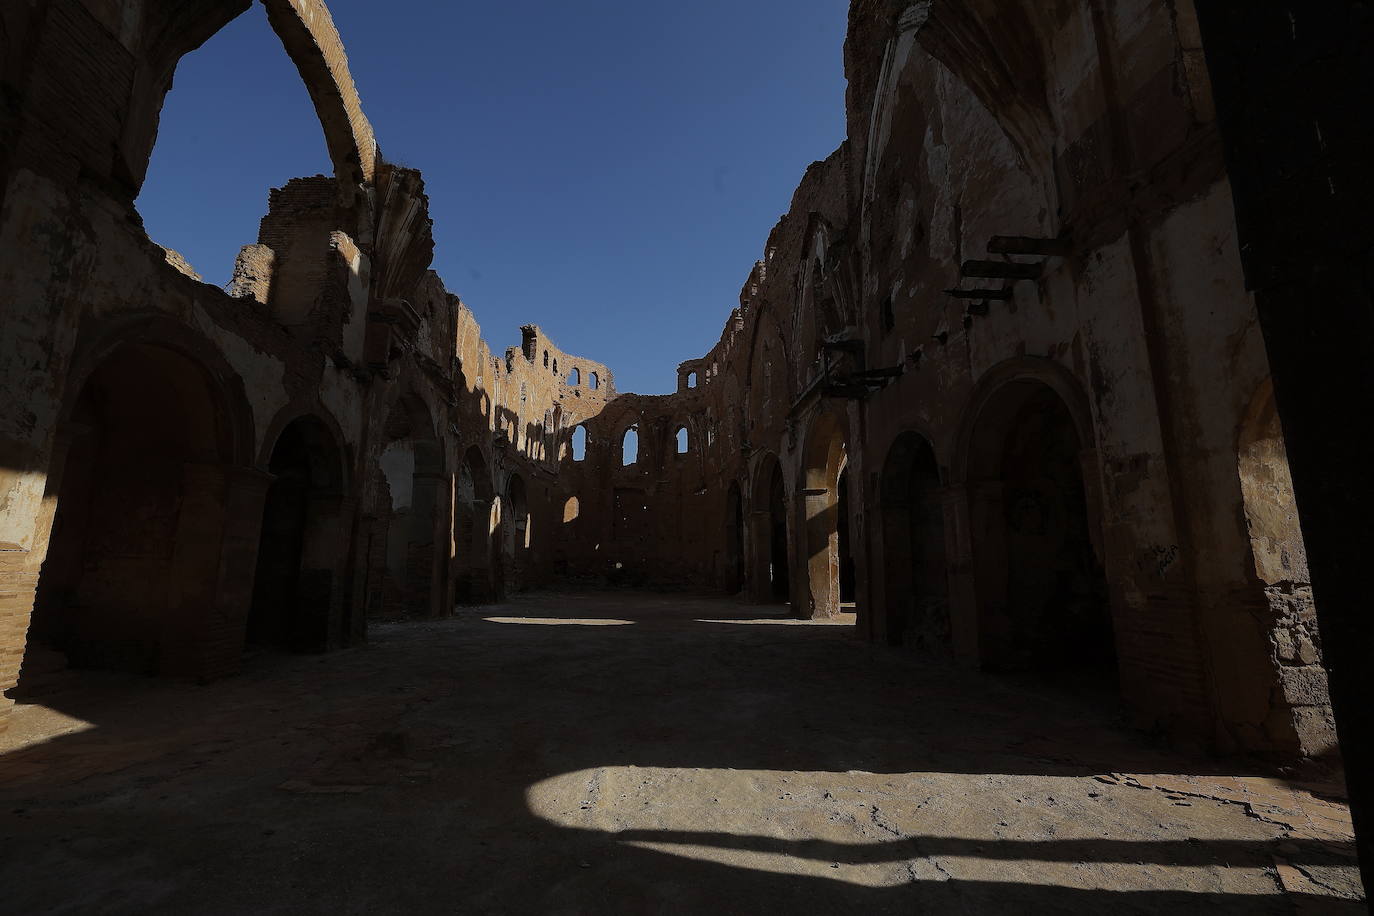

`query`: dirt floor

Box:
[0,591,1365,914]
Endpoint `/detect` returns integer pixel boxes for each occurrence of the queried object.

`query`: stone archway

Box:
[28,341,260,682]
[125,0,376,201]
[749,454,790,605]
[374,395,445,618]
[724,481,745,595]
[502,473,531,592]
[880,431,951,651]
[962,378,1114,679]
[247,414,346,653]
[455,446,496,604]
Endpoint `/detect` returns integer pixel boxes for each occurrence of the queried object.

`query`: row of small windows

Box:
[569,367,600,389]
[567,423,690,465]
[538,350,601,390]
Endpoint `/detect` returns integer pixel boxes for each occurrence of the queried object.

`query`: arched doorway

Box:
[800,410,850,619]
[29,342,240,678]
[455,446,496,604]
[247,415,345,653]
[965,379,1114,679]
[881,432,950,650]
[502,473,531,592]
[749,454,791,605]
[724,481,745,595]
[376,396,444,617]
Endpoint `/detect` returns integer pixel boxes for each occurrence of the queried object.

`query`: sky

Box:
[137,1,849,394]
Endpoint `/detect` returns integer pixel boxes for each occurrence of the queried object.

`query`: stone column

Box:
[164,464,270,681]
[1196,0,1374,886]
[801,487,838,620]
[0,430,75,732]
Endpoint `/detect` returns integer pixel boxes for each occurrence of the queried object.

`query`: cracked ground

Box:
[0,591,1365,914]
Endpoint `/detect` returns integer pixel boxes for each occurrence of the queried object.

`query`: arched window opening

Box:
[572,425,587,462]
[564,497,581,524]
[676,426,689,454]
[622,425,639,466]
[543,350,549,367]
[568,367,581,385]
[687,371,698,389]
[553,359,559,376]
[137,6,331,290]
[589,372,600,390]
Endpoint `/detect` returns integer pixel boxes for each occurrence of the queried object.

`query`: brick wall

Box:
[0,551,39,732]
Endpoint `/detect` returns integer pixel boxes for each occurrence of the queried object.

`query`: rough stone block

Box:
[1280,665,1330,707]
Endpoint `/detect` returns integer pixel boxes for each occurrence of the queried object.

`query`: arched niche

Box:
[30,339,254,679]
[880,431,950,650]
[373,394,444,618]
[455,445,496,604]
[960,372,1114,679]
[502,473,531,591]
[724,481,745,595]
[248,413,347,652]
[748,453,791,605]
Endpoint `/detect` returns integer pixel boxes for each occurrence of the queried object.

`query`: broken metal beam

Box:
[854,366,904,380]
[821,338,864,353]
[961,259,1043,281]
[823,384,872,400]
[945,287,1014,301]
[987,235,1073,257]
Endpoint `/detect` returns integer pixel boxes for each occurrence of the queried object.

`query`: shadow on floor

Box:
[0,589,1361,914]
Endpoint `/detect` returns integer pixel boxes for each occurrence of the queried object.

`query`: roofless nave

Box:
[0,0,1369,908]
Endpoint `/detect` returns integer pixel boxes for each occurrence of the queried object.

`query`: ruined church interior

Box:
[1,0,1371,911]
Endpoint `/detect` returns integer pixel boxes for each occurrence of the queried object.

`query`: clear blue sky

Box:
[138,1,848,394]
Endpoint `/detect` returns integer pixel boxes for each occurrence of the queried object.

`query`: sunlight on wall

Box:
[0,468,49,550]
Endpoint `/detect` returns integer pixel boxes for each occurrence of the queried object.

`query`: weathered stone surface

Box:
[0,593,1362,911]
[0,0,1341,778]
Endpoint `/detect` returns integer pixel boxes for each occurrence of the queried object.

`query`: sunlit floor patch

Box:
[697,614,858,627]
[526,766,1361,895]
[0,703,97,754]
[482,616,635,626]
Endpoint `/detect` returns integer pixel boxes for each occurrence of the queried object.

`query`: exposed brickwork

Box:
[0,551,39,732]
